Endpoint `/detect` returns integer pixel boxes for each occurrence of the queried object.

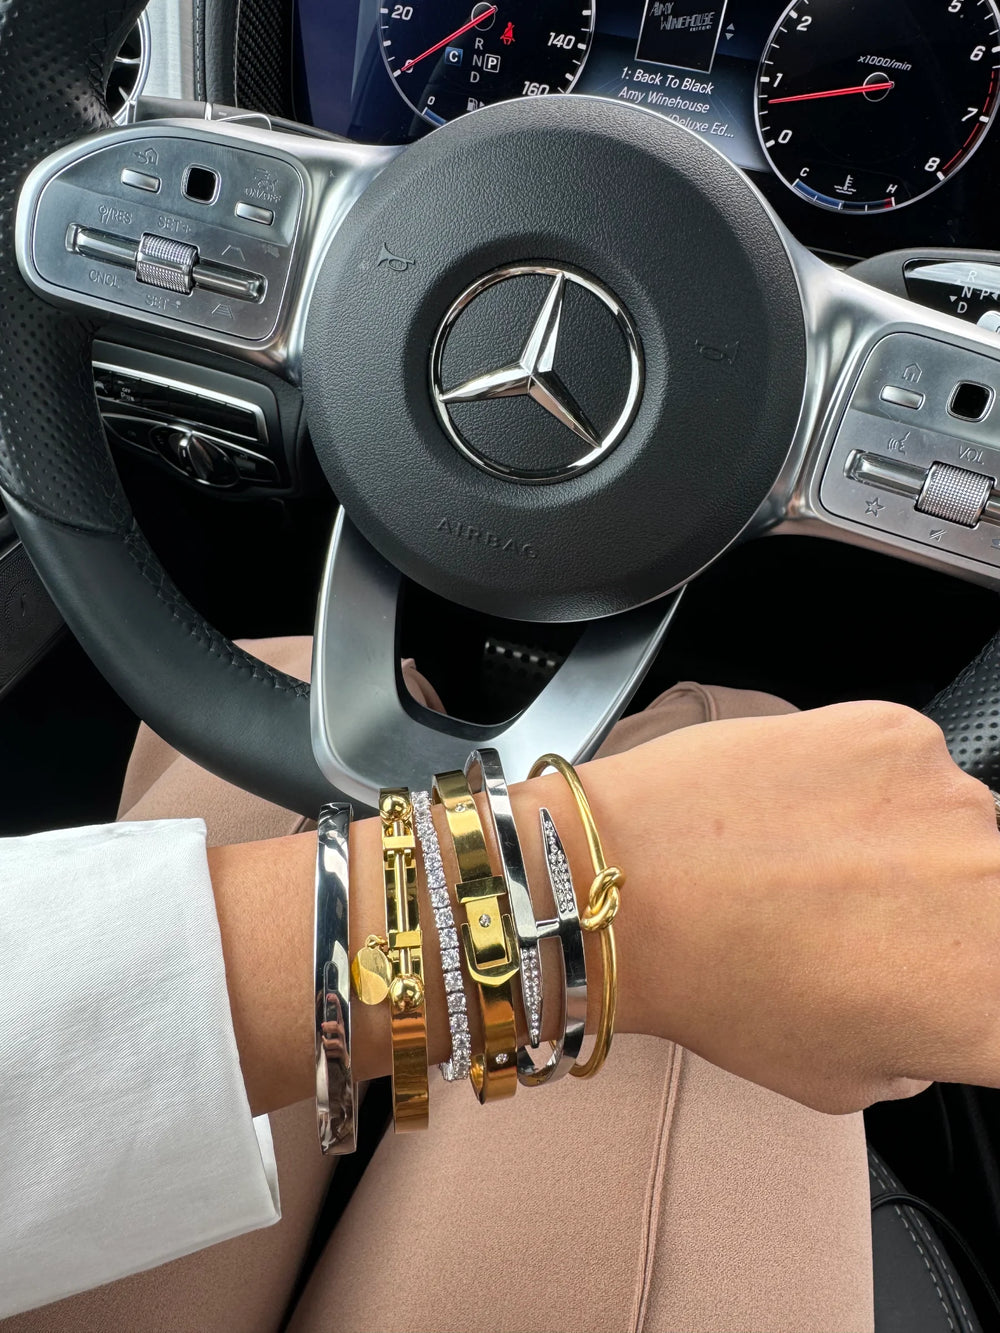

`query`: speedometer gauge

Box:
[755,0,1000,213]
[379,2,595,126]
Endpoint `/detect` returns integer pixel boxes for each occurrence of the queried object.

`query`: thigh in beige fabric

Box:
[117,636,319,844]
[289,1043,871,1333]
[596,679,799,758]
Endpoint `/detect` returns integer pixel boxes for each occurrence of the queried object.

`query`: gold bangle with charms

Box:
[528,755,624,1080]
[432,770,519,1103]
[351,789,429,1131]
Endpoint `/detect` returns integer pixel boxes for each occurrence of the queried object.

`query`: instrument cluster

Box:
[294,1,1000,257]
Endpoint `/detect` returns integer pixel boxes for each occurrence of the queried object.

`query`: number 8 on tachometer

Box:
[756,0,1000,213]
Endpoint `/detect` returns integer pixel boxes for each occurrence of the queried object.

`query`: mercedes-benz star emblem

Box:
[430,264,644,483]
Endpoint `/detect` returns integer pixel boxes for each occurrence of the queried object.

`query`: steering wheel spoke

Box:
[761,240,1000,592]
[15,117,393,383]
[311,512,682,808]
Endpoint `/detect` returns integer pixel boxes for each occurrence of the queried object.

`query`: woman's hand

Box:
[567,701,1000,1114]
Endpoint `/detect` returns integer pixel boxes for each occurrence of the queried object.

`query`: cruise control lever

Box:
[849,452,1000,529]
[67,224,266,303]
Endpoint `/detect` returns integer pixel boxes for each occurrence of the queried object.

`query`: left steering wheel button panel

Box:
[19,133,303,343]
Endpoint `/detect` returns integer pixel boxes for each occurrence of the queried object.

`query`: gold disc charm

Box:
[351,937,393,1006]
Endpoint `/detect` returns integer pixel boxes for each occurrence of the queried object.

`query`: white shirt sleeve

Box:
[0,818,280,1318]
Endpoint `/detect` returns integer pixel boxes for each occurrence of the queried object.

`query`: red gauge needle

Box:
[769,78,894,105]
[399,6,499,74]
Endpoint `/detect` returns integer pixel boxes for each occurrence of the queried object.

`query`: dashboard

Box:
[293,0,1000,258]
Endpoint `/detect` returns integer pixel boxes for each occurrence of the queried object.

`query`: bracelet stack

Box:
[314,751,625,1149]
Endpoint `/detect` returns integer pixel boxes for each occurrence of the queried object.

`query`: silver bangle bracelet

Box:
[412,789,472,1082]
[314,804,357,1155]
[516,808,588,1087]
[465,748,544,1047]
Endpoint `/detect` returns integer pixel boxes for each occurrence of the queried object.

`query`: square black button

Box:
[950,382,994,422]
[183,165,220,205]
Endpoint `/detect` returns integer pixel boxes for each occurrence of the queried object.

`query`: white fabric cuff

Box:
[0,819,280,1318]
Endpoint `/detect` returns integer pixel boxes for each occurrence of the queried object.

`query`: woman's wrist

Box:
[206,745,668,1118]
[207,830,317,1117]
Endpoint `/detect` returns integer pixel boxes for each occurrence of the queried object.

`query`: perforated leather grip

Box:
[0,0,138,531]
[0,0,332,815]
[925,633,1000,788]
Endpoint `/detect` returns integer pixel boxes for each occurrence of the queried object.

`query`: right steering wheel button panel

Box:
[821,331,1000,565]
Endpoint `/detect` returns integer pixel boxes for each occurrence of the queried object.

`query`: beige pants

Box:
[3,641,874,1333]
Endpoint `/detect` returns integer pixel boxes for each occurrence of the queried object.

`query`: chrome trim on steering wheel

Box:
[311,512,682,809]
[757,240,1000,592]
[15,118,395,382]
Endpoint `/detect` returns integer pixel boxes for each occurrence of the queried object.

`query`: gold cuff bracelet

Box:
[351,789,429,1131]
[433,770,519,1103]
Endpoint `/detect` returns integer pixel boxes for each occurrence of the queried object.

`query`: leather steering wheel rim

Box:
[0,0,997,820]
[0,0,329,815]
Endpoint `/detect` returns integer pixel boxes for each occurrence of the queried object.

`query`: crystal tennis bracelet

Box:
[412,789,472,1082]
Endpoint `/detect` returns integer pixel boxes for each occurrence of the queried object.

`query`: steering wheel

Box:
[2,0,999,817]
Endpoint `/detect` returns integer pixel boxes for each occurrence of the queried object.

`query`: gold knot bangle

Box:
[528,754,623,1080]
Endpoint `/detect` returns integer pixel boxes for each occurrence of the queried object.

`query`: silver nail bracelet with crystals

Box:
[465,748,544,1047]
[412,789,472,1081]
[314,804,357,1154]
[517,808,588,1087]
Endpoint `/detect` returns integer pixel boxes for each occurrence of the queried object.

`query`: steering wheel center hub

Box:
[304,96,807,622]
[430,262,644,484]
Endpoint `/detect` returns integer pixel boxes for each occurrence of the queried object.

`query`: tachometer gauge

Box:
[755,0,1000,213]
[379,2,595,126]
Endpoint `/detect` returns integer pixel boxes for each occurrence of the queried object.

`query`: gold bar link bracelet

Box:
[351,789,429,1131]
[433,770,519,1103]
